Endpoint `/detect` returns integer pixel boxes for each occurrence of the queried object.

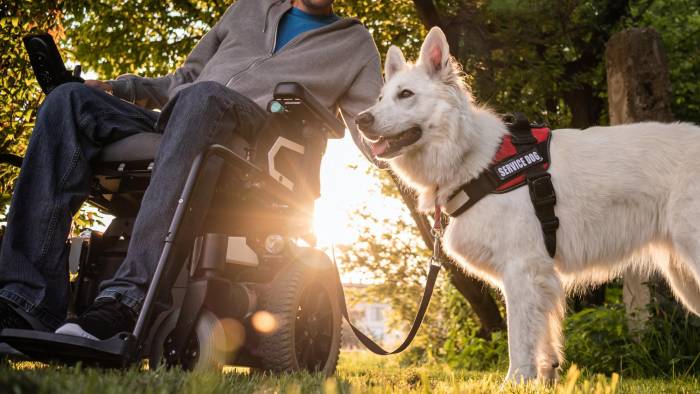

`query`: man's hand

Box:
[85,80,113,95]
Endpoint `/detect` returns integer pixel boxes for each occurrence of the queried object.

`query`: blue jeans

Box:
[0,81,266,329]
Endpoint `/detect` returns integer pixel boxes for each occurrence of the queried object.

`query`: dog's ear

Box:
[385,45,407,81]
[419,26,451,79]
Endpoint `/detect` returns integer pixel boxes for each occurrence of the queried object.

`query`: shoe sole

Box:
[0,342,27,360]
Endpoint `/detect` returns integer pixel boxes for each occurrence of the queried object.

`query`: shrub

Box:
[442,281,700,377]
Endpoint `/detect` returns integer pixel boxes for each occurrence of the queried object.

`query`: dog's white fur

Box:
[359,27,700,382]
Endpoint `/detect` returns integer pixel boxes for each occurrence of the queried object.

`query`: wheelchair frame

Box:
[1,79,348,375]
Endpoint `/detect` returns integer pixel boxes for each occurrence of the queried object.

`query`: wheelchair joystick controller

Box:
[22,33,84,94]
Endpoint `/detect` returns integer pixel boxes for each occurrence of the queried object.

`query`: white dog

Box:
[356,26,700,382]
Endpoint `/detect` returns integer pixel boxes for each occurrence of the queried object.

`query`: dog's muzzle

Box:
[355,112,375,130]
[367,127,422,159]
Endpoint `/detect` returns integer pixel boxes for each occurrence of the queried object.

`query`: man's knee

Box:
[43,82,93,106]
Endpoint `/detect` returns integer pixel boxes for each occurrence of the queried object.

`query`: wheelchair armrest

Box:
[271,82,345,139]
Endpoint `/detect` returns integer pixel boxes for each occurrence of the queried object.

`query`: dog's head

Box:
[356,27,473,165]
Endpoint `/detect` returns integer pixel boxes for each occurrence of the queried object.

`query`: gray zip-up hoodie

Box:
[107,0,382,160]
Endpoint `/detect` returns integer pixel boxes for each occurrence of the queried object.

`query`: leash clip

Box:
[430,236,442,268]
[431,202,444,267]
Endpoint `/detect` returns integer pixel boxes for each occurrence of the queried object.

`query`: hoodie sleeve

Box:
[338,52,384,167]
[106,4,236,110]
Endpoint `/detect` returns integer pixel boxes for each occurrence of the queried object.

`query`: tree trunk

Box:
[605,27,674,333]
[563,85,604,129]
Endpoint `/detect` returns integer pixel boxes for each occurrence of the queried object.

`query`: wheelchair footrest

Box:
[0,329,138,367]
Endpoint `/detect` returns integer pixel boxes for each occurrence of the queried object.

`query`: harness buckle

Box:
[528,173,556,205]
[507,112,537,146]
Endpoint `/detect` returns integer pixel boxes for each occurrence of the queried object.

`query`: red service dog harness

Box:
[443,113,559,257]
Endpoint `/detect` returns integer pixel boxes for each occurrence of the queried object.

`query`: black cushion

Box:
[98,132,161,163]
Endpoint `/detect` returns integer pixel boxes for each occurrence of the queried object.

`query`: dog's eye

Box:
[398,89,414,99]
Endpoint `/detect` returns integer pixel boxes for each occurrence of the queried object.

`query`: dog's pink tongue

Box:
[371,140,389,156]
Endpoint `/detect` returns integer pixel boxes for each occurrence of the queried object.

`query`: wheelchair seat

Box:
[98,132,162,163]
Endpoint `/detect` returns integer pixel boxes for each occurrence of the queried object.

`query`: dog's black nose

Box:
[355,112,375,130]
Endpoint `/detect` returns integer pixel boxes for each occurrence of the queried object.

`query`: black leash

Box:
[334,205,444,355]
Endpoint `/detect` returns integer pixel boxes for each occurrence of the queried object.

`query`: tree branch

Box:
[412,0,442,28]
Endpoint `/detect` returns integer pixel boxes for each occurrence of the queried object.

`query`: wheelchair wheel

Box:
[255,261,342,376]
[149,308,227,371]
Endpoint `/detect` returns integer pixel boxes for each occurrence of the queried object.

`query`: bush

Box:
[442,281,700,377]
[563,304,645,375]
[441,282,509,371]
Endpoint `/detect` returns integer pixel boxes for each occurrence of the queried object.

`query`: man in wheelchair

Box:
[0,0,381,344]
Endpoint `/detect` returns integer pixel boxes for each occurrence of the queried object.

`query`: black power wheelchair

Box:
[0,34,346,375]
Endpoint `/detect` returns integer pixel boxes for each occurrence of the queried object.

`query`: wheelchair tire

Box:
[148,308,227,371]
[254,260,342,376]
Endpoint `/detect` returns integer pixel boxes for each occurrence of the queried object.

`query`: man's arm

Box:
[339,53,383,166]
[106,4,236,109]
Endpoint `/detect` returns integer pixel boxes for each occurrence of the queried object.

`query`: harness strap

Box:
[443,140,550,217]
[527,171,558,257]
[443,112,559,258]
[510,113,559,258]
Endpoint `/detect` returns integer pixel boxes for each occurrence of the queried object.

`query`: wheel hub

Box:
[294,281,334,371]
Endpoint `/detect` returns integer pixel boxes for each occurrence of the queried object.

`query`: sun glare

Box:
[313,134,380,248]
[87,130,402,284]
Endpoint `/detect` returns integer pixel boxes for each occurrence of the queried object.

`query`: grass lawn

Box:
[1,350,698,393]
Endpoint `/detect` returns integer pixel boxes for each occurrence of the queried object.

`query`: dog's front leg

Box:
[502,260,562,383]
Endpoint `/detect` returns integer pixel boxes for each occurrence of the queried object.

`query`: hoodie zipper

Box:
[226,0,284,88]
[226,3,354,88]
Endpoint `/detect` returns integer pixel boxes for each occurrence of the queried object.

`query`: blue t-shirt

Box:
[274,7,339,53]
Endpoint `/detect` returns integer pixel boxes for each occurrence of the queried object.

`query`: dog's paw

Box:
[539,364,560,386]
[537,359,560,384]
[505,364,538,384]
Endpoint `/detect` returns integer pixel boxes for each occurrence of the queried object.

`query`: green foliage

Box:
[420,0,634,127]
[628,0,700,123]
[62,1,230,77]
[440,280,700,377]
[441,280,509,371]
[562,282,700,377]
[564,305,641,375]
[416,1,700,128]
[334,0,426,62]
